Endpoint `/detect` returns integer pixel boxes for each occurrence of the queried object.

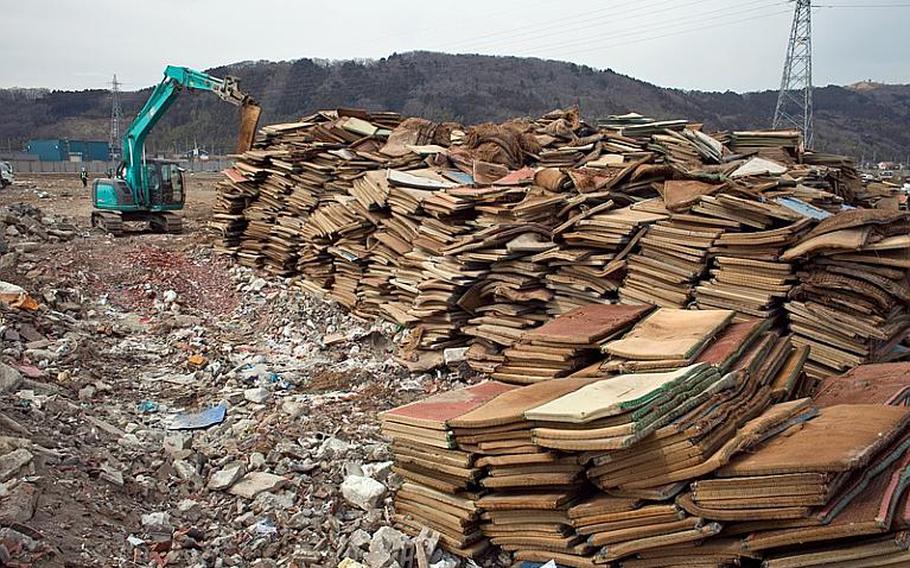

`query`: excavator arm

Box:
[120,65,261,206]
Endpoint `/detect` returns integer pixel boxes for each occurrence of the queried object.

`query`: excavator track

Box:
[91,211,124,236]
[150,212,183,234]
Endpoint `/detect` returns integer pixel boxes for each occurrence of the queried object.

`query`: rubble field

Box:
[4,105,910,568]
[208,106,910,568]
[1,174,469,567]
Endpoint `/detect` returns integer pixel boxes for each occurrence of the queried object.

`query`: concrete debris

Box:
[342,474,388,511]
[243,386,271,403]
[249,451,266,469]
[0,527,40,554]
[0,363,23,393]
[162,289,178,304]
[0,448,33,482]
[348,528,372,551]
[228,471,287,499]
[430,558,459,568]
[207,461,247,491]
[0,192,458,568]
[0,203,78,246]
[249,277,268,292]
[98,463,125,487]
[318,436,353,458]
[280,397,308,419]
[361,460,394,482]
[365,526,411,568]
[173,459,202,484]
[0,482,39,525]
[163,432,192,456]
[140,511,173,532]
[0,169,482,567]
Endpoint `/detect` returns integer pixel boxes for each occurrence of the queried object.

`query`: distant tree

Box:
[0,52,907,159]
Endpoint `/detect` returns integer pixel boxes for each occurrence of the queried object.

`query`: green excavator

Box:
[91,65,261,235]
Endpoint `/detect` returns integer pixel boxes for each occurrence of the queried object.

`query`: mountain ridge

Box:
[1,51,908,160]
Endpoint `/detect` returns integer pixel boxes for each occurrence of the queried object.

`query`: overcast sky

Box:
[3,0,908,92]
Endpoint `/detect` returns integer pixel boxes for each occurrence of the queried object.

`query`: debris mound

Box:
[213,106,907,379]
[212,107,910,564]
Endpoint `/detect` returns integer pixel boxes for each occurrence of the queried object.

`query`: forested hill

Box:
[1,51,908,160]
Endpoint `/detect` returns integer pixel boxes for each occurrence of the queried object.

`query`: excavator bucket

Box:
[235,101,262,153]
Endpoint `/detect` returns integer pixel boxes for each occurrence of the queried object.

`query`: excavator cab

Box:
[146,160,186,209]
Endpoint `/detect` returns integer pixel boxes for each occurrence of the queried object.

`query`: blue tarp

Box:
[167,402,227,430]
[774,196,832,220]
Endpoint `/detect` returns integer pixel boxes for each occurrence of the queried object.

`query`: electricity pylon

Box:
[109,74,123,166]
[773,0,814,149]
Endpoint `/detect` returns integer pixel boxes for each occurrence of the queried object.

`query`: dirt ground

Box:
[0,174,467,567]
[5,172,221,231]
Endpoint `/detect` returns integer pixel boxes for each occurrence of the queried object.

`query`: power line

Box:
[427,0,695,52]
[814,3,910,6]
[504,5,792,60]
[390,0,909,55]
[449,0,730,54]
[493,0,785,59]
[304,5,793,97]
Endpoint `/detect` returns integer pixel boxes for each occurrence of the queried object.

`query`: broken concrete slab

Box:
[318,436,352,458]
[0,363,23,393]
[341,475,387,511]
[0,482,39,525]
[207,461,247,491]
[0,448,33,482]
[140,511,173,532]
[173,459,202,484]
[244,387,270,404]
[365,526,410,568]
[99,464,124,487]
[228,472,287,499]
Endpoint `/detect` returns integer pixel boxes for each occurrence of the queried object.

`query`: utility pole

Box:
[109,74,123,169]
[773,0,814,149]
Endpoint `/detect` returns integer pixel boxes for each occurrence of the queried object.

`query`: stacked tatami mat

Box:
[619,218,723,308]
[217,107,910,374]
[219,108,910,566]
[490,303,651,384]
[381,302,837,564]
[380,381,515,556]
[680,405,910,558]
[782,209,910,378]
[527,364,724,452]
[480,491,594,564]
[600,308,734,373]
[383,337,910,566]
[695,218,811,318]
[450,377,599,566]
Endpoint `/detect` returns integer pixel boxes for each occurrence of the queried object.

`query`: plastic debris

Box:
[167,402,227,430]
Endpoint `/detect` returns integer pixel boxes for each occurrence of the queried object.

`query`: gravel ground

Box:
[0,175,481,567]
